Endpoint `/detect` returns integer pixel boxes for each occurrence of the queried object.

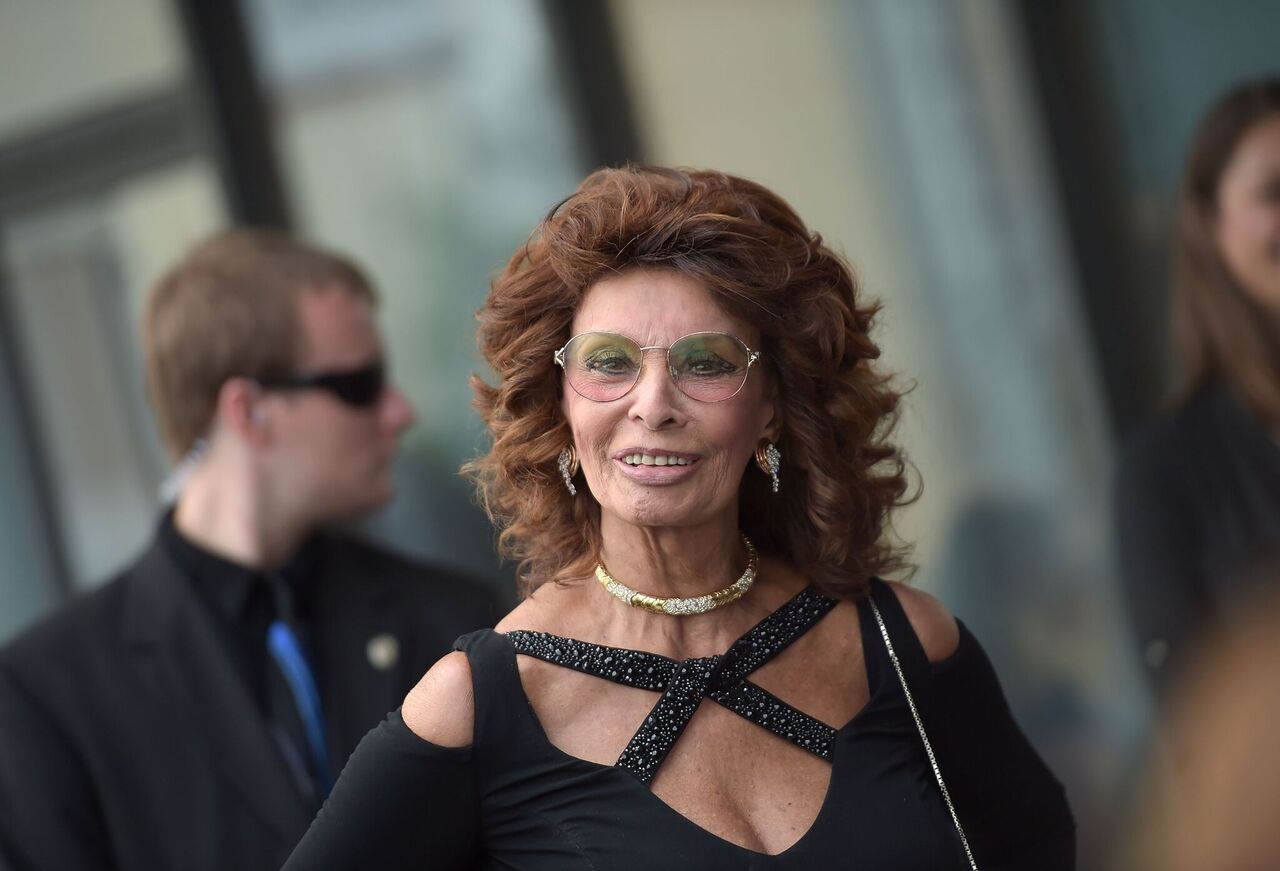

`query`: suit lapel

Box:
[122,543,313,843]
[311,539,404,766]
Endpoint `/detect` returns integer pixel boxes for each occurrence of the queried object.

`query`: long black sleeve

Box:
[925,624,1076,871]
[282,710,479,871]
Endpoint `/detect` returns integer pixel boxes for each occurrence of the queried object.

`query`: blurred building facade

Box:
[1,0,1277,866]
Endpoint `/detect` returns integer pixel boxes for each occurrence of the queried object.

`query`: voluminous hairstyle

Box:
[144,228,376,459]
[466,165,912,600]
[1172,77,1280,417]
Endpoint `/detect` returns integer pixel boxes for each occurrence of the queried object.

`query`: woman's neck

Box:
[585,516,779,657]
[596,518,746,601]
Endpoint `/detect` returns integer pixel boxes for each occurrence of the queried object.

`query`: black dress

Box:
[1115,383,1280,696]
[284,579,1074,870]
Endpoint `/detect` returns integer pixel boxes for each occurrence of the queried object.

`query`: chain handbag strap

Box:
[870,600,979,870]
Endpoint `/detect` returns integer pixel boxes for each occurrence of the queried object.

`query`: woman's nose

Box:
[626,352,683,429]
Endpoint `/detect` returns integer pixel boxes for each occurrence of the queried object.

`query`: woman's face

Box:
[562,269,778,532]
[1215,113,1280,312]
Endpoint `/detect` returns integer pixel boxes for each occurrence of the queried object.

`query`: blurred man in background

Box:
[0,229,499,871]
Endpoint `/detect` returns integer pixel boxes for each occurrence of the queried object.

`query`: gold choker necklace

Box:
[595,535,758,616]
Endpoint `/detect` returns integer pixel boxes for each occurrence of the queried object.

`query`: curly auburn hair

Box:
[465,165,913,600]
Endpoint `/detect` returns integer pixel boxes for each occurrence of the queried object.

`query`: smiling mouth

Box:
[621,452,696,467]
[616,445,701,466]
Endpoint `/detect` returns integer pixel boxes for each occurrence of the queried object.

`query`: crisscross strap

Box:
[507,586,838,784]
[711,588,838,686]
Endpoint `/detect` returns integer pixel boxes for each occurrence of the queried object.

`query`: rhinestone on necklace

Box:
[595,535,758,616]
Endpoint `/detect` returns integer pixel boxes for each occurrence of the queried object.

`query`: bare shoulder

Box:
[401,651,474,748]
[884,581,960,663]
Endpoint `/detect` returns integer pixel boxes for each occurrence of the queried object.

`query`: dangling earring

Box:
[755,441,781,494]
[558,445,579,496]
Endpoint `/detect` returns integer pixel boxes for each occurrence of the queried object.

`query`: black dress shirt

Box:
[158,511,325,799]
[158,511,321,713]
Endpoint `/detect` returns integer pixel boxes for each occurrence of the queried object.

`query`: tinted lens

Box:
[668,333,751,401]
[311,362,385,407]
[562,332,642,401]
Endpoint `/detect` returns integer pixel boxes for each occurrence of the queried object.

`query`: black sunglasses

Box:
[259,361,386,408]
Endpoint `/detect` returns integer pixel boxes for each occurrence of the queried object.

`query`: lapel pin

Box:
[366,633,400,671]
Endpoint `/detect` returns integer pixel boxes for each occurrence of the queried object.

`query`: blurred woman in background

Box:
[1116,77,1280,698]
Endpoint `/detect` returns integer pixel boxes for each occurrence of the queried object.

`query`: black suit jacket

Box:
[0,533,500,871]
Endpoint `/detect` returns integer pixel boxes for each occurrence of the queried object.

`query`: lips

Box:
[610,447,701,484]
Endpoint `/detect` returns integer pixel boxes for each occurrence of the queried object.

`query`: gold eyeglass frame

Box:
[553,330,762,403]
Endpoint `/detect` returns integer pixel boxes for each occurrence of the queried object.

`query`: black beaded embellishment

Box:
[504,631,673,692]
[507,587,839,784]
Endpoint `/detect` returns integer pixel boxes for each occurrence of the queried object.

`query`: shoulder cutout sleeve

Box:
[925,622,1076,870]
[282,710,479,870]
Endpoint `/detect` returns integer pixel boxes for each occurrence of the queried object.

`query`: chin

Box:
[606,498,719,530]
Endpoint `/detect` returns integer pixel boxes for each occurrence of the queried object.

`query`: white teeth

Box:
[623,454,691,466]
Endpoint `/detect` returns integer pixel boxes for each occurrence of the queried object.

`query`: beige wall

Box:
[0,0,183,139]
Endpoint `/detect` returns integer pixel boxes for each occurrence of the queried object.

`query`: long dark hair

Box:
[1171,78,1280,417]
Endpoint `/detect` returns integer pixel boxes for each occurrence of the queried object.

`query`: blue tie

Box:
[266,619,333,798]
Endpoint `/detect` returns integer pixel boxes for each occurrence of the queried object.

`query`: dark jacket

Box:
[1115,383,1280,697]
[0,533,500,871]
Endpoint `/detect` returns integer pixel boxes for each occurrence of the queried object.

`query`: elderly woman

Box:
[284,166,1074,869]
[1116,78,1280,698]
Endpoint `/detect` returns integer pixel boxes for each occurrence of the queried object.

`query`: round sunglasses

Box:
[554,331,761,403]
